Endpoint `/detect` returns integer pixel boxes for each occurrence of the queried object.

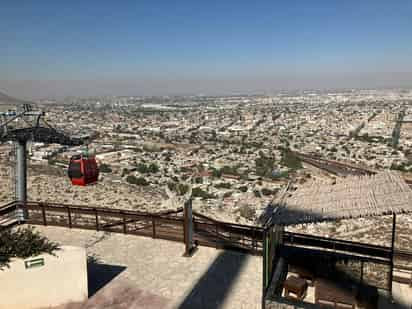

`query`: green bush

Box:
[214,182,232,189]
[261,188,278,196]
[255,155,276,177]
[137,162,159,174]
[390,162,411,172]
[167,182,190,195]
[221,165,240,176]
[211,168,222,178]
[99,163,112,173]
[0,226,60,269]
[149,163,159,173]
[280,149,302,170]
[239,205,256,220]
[191,187,216,199]
[126,175,149,186]
[137,163,148,173]
[238,186,248,193]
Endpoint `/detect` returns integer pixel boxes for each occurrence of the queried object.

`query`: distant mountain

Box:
[0,91,34,106]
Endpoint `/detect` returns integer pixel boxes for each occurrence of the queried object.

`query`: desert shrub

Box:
[191,187,215,199]
[167,182,190,195]
[211,168,222,178]
[221,165,240,176]
[0,226,60,269]
[99,163,112,173]
[239,205,256,220]
[238,186,248,193]
[261,188,278,196]
[137,163,159,174]
[126,175,149,186]
[214,182,231,189]
[148,163,159,173]
[255,154,276,177]
[280,149,302,170]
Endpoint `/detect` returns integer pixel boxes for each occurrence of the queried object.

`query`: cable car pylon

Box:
[0,104,83,220]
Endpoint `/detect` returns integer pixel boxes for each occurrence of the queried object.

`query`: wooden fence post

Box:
[183,199,196,257]
[95,208,99,231]
[41,204,47,226]
[215,223,219,249]
[262,228,267,309]
[152,216,156,238]
[67,207,72,228]
[123,214,127,234]
[389,213,396,294]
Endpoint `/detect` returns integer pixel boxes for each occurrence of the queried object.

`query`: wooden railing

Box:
[0,201,21,230]
[2,201,411,262]
[1,201,264,254]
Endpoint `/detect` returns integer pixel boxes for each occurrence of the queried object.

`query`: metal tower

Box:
[0,104,83,220]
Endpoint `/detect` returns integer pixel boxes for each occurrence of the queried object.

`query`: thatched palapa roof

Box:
[273,171,412,225]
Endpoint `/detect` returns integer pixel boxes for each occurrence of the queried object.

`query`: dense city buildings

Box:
[2,89,412,227]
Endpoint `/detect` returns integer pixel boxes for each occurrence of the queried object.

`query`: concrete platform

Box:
[30,225,262,309]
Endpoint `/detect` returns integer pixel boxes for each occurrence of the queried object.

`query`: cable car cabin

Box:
[68,154,99,186]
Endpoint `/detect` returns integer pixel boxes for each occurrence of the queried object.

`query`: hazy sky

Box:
[1,0,412,98]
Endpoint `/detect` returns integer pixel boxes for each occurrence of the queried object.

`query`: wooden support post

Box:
[67,207,72,228]
[152,217,156,238]
[262,228,267,309]
[95,208,99,231]
[41,204,47,226]
[389,213,396,294]
[253,228,257,253]
[123,214,127,234]
[360,260,364,286]
[215,224,219,249]
[183,199,197,257]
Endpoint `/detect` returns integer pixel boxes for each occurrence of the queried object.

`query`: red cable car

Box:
[68,153,99,186]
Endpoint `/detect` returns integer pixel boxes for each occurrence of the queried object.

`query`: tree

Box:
[239,205,256,220]
[126,175,149,186]
[191,187,216,199]
[221,165,239,176]
[280,149,302,170]
[168,182,190,195]
[255,155,275,178]
[261,188,276,196]
[148,163,159,174]
[99,163,112,173]
[137,162,159,174]
[214,182,231,189]
[137,163,148,174]
[211,168,222,178]
[238,186,248,193]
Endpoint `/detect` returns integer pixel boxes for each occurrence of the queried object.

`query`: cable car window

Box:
[68,162,83,178]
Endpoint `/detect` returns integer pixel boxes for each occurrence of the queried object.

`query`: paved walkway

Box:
[32,225,262,309]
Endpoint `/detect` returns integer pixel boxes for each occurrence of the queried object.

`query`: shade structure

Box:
[273,171,412,226]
